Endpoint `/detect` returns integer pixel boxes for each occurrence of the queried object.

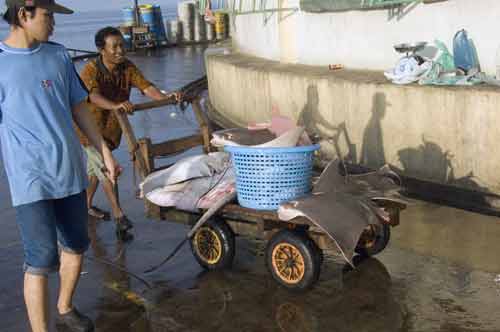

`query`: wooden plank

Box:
[112,110,149,180]
[191,99,212,153]
[138,138,154,174]
[150,135,204,157]
[159,207,199,225]
[227,220,261,237]
[138,138,162,219]
[219,204,280,222]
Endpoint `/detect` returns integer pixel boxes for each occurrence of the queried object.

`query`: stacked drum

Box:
[178,1,195,42]
[153,5,167,43]
[167,20,182,44]
[214,12,229,40]
[139,4,167,42]
[206,21,215,41]
[122,7,136,27]
[193,12,206,42]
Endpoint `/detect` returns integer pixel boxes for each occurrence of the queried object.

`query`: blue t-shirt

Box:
[0,41,89,206]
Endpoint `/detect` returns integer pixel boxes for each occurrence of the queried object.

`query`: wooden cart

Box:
[117,79,404,290]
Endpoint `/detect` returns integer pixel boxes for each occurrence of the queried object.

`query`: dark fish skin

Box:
[213,128,276,146]
[279,160,409,264]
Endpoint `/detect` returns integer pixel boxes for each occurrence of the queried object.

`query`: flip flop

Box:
[115,216,134,231]
[88,206,110,220]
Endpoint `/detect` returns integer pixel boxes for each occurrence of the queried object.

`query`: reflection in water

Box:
[88,220,145,331]
[141,255,401,332]
[275,302,317,332]
[83,229,500,332]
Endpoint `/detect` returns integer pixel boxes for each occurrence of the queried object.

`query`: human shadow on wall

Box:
[297,84,357,163]
[360,93,388,170]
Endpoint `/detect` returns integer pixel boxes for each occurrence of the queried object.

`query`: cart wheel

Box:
[355,223,391,257]
[265,230,322,291]
[190,219,235,270]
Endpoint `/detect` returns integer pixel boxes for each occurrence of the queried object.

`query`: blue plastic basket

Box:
[225,145,320,210]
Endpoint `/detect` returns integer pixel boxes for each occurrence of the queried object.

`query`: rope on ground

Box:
[86,254,153,289]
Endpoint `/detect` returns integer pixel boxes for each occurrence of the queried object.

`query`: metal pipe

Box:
[71,53,99,62]
[134,0,140,26]
[133,98,177,112]
[67,48,96,54]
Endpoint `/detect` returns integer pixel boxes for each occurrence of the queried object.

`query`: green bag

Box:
[434,39,455,72]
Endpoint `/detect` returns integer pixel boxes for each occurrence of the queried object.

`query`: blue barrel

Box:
[153,5,167,41]
[122,7,136,26]
[140,4,161,41]
[139,4,155,24]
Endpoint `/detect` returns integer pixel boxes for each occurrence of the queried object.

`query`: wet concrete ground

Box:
[1,46,500,332]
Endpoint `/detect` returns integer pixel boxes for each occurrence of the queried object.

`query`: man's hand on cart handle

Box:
[113,101,134,114]
[173,91,183,103]
[165,91,182,104]
[161,90,182,104]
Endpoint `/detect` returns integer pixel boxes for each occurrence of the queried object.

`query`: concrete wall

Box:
[232,0,500,75]
[207,53,500,198]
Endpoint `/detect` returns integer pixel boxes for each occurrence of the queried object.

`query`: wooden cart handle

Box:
[132,98,178,112]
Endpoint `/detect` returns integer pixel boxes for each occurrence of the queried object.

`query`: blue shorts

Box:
[15,191,90,276]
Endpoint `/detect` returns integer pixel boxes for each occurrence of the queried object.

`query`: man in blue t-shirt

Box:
[0,1,121,331]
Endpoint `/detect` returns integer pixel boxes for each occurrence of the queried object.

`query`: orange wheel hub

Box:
[272,243,305,284]
[194,227,222,264]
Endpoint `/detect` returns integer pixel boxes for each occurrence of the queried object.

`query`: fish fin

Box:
[313,160,348,194]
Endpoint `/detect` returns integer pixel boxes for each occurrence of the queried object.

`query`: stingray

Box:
[278,160,409,265]
[211,127,305,148]
[211,128,276,147]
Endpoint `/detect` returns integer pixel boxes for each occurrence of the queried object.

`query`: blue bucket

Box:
[225,145,319,210]
[122,7,136,26]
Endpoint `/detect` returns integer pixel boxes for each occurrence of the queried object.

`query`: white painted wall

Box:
[232,0,500,75]
[232,13,281,60]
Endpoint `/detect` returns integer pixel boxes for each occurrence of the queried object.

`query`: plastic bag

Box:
[434,39,455,72]
[453,29,480,74]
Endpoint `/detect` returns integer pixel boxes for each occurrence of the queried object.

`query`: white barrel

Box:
[193,13,206,42]
[178,2,195,41]
[177,1,194,20]
[206,21,215,41]
[167,19,182,44]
